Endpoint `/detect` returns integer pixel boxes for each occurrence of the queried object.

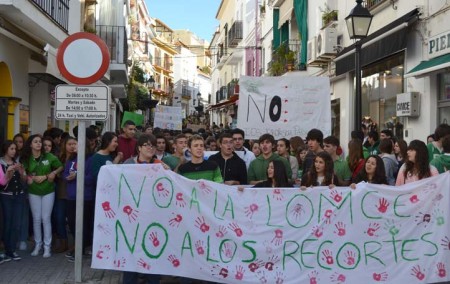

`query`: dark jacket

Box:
[63,154,96,200]
[208,152,247,185]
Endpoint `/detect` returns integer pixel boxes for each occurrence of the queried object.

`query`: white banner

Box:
[92,165,450,284]
[236,76,331,140]
[153,105,182,130]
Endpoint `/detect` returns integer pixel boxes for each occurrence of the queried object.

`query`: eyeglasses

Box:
[141,143,154,149]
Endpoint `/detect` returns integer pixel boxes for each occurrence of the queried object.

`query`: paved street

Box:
[0,251,121,284]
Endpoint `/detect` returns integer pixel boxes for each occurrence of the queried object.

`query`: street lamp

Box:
[345,0,372,132]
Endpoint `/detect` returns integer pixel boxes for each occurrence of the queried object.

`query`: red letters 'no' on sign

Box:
[57,32,110,85]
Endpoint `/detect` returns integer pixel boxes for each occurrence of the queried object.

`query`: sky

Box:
[146,0,221,43]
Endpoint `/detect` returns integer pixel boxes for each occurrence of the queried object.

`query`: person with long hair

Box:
[277,138,298,181]
[0,141,27,262]
[12,133,28,251]
[52,136,77,254]
[91,132,122,185]
[351,155,388,188]
[42,136,57,155]
[20,134,63,258]
[253,160,291,188]
[394,139,407,165]
[396,140,439,185]
[348,139,366,179]
[301,151,337,188]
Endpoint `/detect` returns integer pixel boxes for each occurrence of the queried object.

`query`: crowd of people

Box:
[0,120,450,283]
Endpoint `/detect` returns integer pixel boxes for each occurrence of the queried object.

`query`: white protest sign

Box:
[236,76,331,139]
[92,166,450,284]
[153,105,182,130]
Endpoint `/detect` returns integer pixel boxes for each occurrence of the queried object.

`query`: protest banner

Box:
[236,76,331,140]
[121,111,144,127]
[92,165,450,284]
[153,105,182,130]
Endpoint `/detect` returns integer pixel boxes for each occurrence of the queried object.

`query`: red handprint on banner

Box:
[308,271,319,284]
[411,265,425,280]
[366,222,380,237]
[137,258,150,270]
[169,214,183,227]
[222,242,234,258]
[234,265,245,280]
[373,272,388,281]
[409,194,420,204]
[175,192,186,207]
[198,181,212,194]
[228,222,243,237]
[415,212,431,227]
[344,250,356,266]
[321,249,334,265]
[437,262,446,278]
[215,225,228,238]
[167,254,180,267]
[102,201,116,219]
[272,188,284,201]
[95,244,111,260]
[149,232,160,247]
[271,229,283,245]
[330,272,346,283]
[195,216,210,233]
[323,209,335,224]
[123,205,138,222]
[376,198,389,213]
[291,203,305,220]
[195,240,205,255]
[248,259,264,272]
[275,271,284,284]
[334,222,346,236]
[156,182,169,197]
[211,264,229,278]
[114,257,126,268]
[244,203,259,219]
[312,225,324,238]
[330,189,342,203]
[265,255,280,271]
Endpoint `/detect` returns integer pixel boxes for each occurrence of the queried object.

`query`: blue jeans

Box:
[0,193,26,254]
[52,197,67,238]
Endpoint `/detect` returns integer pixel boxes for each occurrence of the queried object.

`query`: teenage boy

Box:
[302,128,324,177]
[155,134,171,160]
[162,134,187,171]
[323,136,352,186]
[231,128,255,169]
[178,135,223,183]
[430,134,450,174]
[208,133,247,185]
[367,131,380,156]
[117,120,137,162]
[247,133,292,185]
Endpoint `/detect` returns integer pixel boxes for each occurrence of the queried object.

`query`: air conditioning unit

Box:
[307,37,317,64]
[317,27,338,59]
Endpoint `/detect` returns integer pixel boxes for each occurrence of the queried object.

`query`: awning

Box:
[405,53,450,78]
[335,9,419,76]
[209,94,238,110]
[278,3,293,29]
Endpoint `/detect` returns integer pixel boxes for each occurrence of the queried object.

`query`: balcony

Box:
[217,86,227,102]
[364,0,396,11]
[227,79,239,98]
[29,0,69,31]
[96,25,129,85]
[228,21,243,47]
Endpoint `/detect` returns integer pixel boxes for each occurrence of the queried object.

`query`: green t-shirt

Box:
[23,152,62,196]
[247,153,292,183]
[334,157,352,183]
[162,155,181,170]
[178,160,223,183]
[427,142,442,163]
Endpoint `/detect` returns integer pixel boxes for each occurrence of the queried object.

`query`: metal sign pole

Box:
[75,120,86,283]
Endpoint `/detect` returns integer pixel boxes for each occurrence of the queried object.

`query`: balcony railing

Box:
[364,0,390,10]
[30,0,69,31]
[227,79,239,98]
[228,21,243,47]
[96,25,128,64]
[217,86,227,101]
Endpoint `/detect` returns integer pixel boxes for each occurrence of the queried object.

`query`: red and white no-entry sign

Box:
[57,32,110,85]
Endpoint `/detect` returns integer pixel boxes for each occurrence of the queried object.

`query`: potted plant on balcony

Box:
[285,50,296,71]
[322,9,338,27]
[270,61,284,76]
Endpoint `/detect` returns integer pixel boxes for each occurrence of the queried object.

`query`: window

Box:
[438,72,450,125]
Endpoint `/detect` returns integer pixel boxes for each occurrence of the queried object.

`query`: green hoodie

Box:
[248,153,292,183]
[430,154,450,174]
